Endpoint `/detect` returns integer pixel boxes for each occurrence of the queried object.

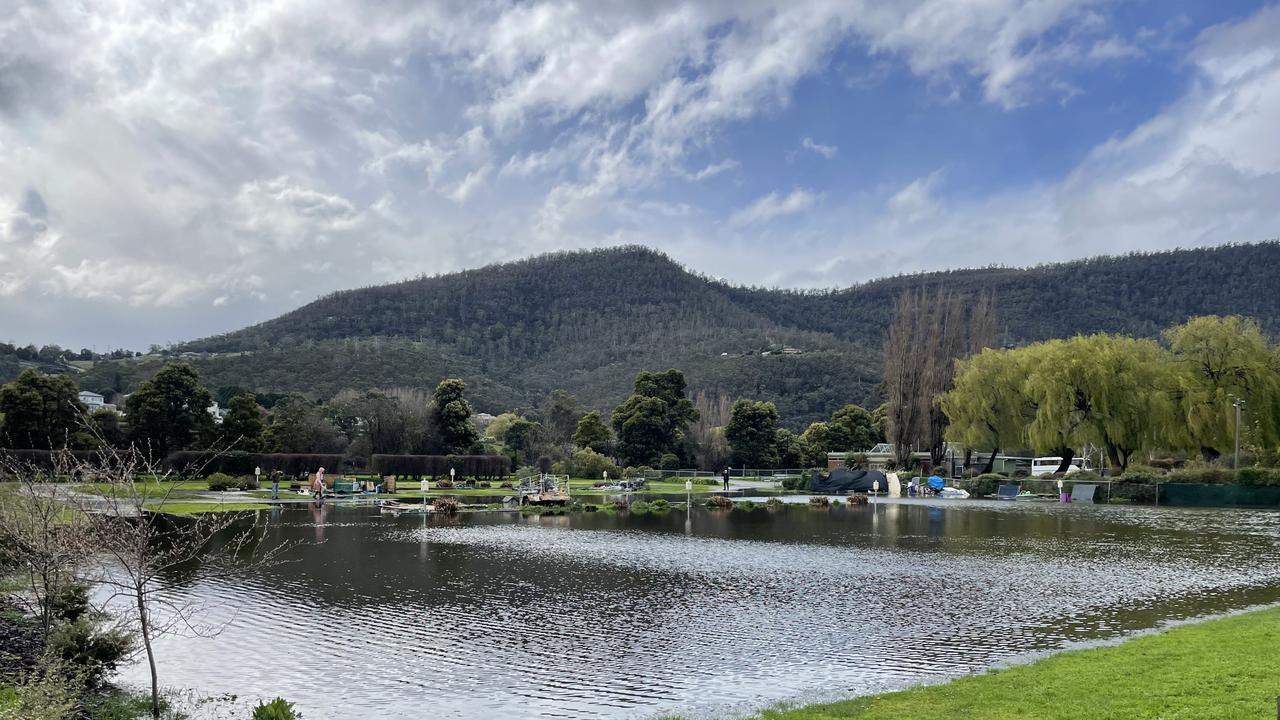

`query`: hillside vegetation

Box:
[39,242,1280,427]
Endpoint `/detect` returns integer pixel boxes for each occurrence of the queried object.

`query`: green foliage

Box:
[220,392,265,452]
[827,404,880,451]
[264,396,348,454]
[206,472,257,491]
[433,379,480,454]
[571,411,612,453]
[500,417,542,466]
[126,363,215,458]
[252,698,299,720]
[1236,467,1280,486]
[0,369,85,450]
[843,452,867,469]
[1165,315,1280,459]
[559,448,620,480]
[726,399,780,468]
[798,422,832,468]
[658,453,681,471]
[781,475,809,491]
[612,369,697,466]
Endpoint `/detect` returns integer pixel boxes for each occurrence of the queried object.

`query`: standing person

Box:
[270,469,282,500]
[722,466,731,491]
[312,467,326,504]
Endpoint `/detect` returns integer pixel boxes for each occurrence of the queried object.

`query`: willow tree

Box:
[939,347,1034,474]
[1165,315,1280,460]
[1024,335,1177,472]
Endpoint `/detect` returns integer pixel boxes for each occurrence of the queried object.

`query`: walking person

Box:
[722,466,731,491]
[270,469,282,500]
[312,466,327,505]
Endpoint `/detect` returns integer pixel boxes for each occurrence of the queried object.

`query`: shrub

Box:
[732,500,759,512]
[956,475,1001,498]
[765,497,785,510]
[830,498,843,507]
[843,452,868,470]
[432,496,460,515]
[658,454,681,471]
[477,481,491,489]
[499,481,513,489]
[561,448,622,480]
[648,498,672,513]
[1237,467,1280,486]
[808,496,830,508]
[705,495,733,509]
[206,473,237,491]
[629,500,652,513]
[252,698,298,720]
[781,475,809,491]
[1167,467,1233,485]
[435,479,453,489]
[847,494,868,505]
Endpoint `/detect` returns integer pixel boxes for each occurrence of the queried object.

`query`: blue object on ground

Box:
[927,475,945,491]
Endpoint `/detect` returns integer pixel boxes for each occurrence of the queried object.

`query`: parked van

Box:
[1030,457,1090,477]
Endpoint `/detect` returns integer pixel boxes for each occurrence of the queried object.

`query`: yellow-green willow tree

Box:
[1024,335,1178,472]
[1165,315,1280,461]
[939,347,1035,474]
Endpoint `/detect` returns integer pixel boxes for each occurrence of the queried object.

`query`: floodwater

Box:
[115,499,1280,719]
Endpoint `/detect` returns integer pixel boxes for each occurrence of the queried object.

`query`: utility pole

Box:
[1232,397,1245,470]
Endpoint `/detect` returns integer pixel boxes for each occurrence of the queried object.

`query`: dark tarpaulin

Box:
[808,468,888,493]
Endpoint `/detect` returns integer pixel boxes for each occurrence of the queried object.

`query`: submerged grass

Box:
[141,501,273,516]
[679,606,1280,720]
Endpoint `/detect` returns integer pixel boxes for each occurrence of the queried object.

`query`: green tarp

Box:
[1159,483,1280,508]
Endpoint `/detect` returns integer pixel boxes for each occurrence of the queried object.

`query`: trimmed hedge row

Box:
[163,451,345,478]
[371,454,509,479]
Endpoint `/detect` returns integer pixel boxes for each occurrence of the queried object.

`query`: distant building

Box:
[78,390,104,410]
[472,412,497,435]
[781,347,802,355]
[207,401,226,424]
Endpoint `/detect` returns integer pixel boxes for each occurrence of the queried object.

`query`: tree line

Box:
[939,315,1280,473]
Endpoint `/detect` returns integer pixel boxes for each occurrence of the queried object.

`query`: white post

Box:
[450,467,456,487]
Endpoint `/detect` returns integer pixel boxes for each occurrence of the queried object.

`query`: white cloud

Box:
[0,0,1273,349]
[801,137,839,159]
[730,189,819,226]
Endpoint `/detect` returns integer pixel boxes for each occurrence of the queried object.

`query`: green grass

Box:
[76,480,211,496]
[687,606,1280,720]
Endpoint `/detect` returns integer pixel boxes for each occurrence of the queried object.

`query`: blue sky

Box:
[2,0,1279,349]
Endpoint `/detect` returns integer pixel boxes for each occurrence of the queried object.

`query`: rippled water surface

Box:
[116,500,1280,719]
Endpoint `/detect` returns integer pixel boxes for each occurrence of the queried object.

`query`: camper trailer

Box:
[1030,457,1090,477]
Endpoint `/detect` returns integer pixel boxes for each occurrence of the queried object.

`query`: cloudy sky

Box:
[3,0,1279,350]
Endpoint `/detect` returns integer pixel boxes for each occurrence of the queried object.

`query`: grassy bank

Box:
[696,606,1280,720]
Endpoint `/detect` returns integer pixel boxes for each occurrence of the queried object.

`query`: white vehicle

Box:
[1030,457,1090,477]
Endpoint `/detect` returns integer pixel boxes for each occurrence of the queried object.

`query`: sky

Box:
[2,0,1279,350]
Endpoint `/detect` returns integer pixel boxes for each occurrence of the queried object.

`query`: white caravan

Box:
[1030,457,1090,477]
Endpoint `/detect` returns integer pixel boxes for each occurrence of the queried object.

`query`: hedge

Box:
[162,451,345,478]
[371,454,509,479]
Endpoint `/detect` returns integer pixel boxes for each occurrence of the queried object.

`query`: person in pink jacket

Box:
[312,467,326,504]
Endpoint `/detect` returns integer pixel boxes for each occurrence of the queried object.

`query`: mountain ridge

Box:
[71,241,1280,427]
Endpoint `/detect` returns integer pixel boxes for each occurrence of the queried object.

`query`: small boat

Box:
[938,487,970,499]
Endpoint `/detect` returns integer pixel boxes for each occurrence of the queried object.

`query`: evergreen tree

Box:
[220,392,265,452]
[611,369,698,467]
[0,369,84,449]
[726,399,780,468]
[125,363,215,458]
[571,411,612,453]
[433,378,480,453]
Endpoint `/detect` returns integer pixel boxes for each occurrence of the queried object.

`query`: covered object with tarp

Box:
[808,468,889,493]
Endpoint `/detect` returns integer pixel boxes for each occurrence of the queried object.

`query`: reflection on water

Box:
[117,501,1280,719]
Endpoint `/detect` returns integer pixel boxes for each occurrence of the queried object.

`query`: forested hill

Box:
[76,241,1280,427]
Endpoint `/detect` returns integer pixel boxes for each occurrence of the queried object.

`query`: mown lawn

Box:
[685,606,1280,720]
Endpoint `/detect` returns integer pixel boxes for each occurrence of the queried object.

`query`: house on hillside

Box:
[78,390,104,410]
[207,401,226,424]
